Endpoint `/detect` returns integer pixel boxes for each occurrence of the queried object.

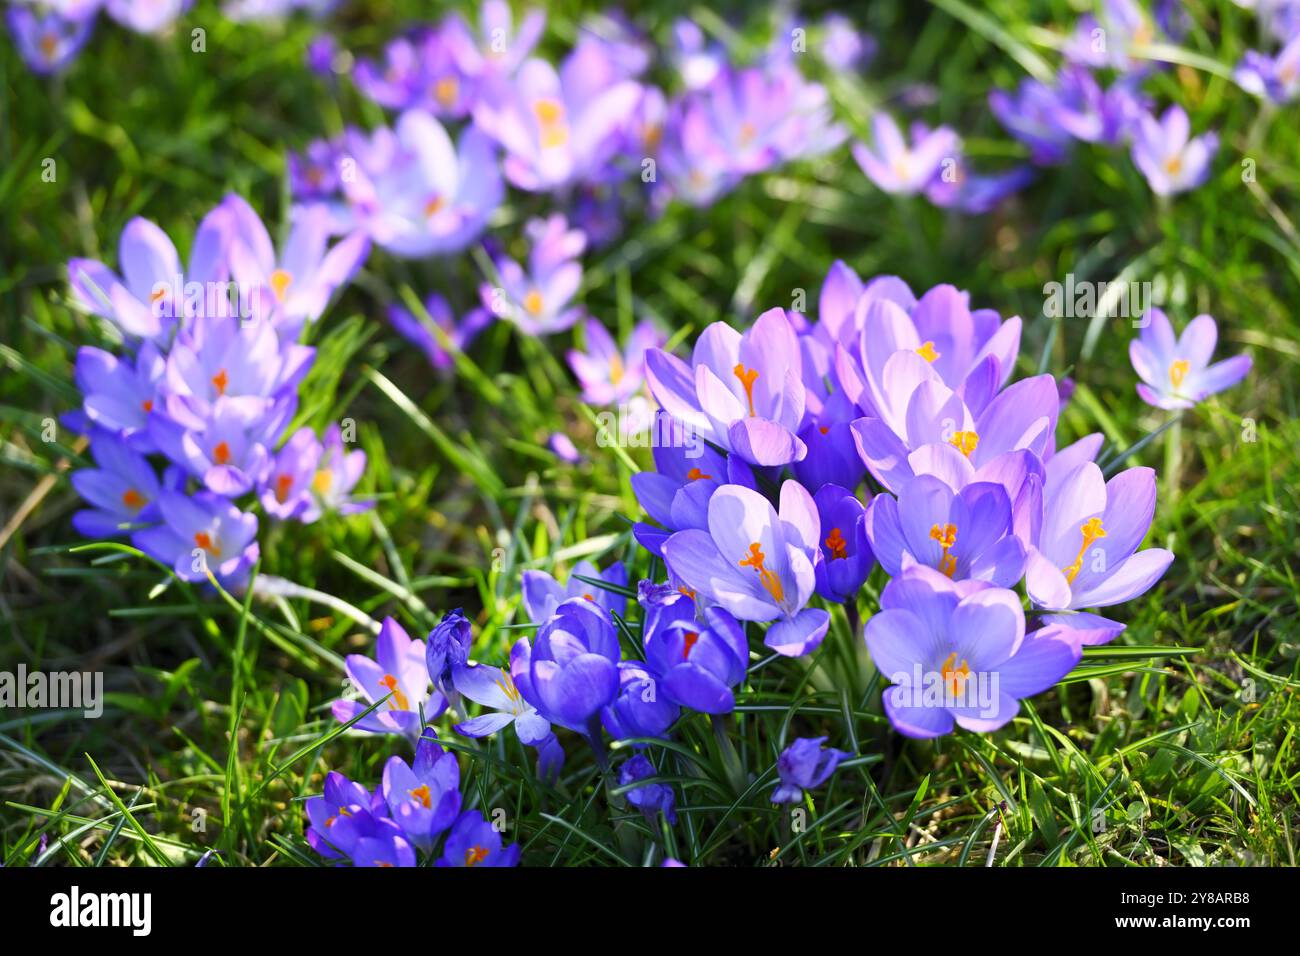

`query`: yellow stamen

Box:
[1062,516,1107,584]
[739,121,756,145]
[916,341,940,362]
[533,97,568,148]
[609,353,625,386]
[733,363,759,417]
[433,77,458,108]
[1169,359,1189,389]
[312,469,333,495]
[940,651,971,697]
[929,522,958,578]
[825,527,848,560]
[378,673,409,711]
[1164,156,1182,176]
[738,542,785,604]
[465,845,490,866]
[948,430,979,458]
[270,269,292,303]
[492,672,522,704]
[409,784,432,809]
[523,289,544,316]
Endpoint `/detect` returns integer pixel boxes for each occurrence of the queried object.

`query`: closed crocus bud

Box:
[601,661,680,740]
[644,606,748,714]
[516,598,621,729]
[427,607,473,691]
[771,736,852,804]
[619,755,677,825]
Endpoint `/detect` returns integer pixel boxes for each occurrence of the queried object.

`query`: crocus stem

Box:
[585,716,608,771]
[711,714,746,795]
[1163,414,1183,508]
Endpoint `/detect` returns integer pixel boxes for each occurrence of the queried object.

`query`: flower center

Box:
[523,289,544,316]
[465,845,490,866]
[825,527,848,560]
[312,469,333,495]
[533,97,569,148]
[940,651,971,697]
[1164,155,1182,176]
[142,399,153,413]
[609,353,625,386]
[686,467,712,481]
[40,33,58,60]
[1063,516,1107,584]
[274,473,294,504]
[409,784,432,809]
[1169,359,1189,389]
[492,672,522,706]
[212,441,232,465]
[682,630,700,659]
[916,340,940,362]
[121,488,146,510]
[424,194,446,218]
[738,542,784,603]
[193,531,222,558]
[948,430,979,458]
[211,368,229,396]
[433,76,458,108]
[270,269,293,303]
[929,522,958,578]
[732,363,759,416]
[378,673,409,711]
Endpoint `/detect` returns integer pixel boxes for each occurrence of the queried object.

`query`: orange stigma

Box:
[212,441,231,466]
[948,430,979,458]
[274,473,294,504]
[312,469,333,495]
[409,784,432,809]
[686,467,712,481]
[682,630,700,659]
[929,522,958,578]
[732,363,759,416]
[825,527,848,560]
[465,845,490,866]
[424,195,446,217]
[121,488,145,510]
[40,32,58,60]
[434,77,458,108]
[211,368,229,396]
[378,674,410,711]
[193,531,222,558]
[142,399,153,413]
[270,269,292,303]
[916,341,940,362]
[738,542,785,603]
[1062,516,1106,585]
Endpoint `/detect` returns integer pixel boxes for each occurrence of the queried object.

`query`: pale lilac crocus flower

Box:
[258,427,322,522]
[73,342,166,450]
[567,319,661,405]
[521,559,627,623]
[5,6,95,75]
[663,481,831,657]
[443,0,545,81]
[1130,309,1252,409]
[331,617,447,739]
[309,423,369,518]
[104,0,192,34]
[1235,35,1300,103]
[71,430,167,538]
[1130,106,1217,196]
[485,214,586,335]
[131,489,259,585]
[388,293,492,371]
[851,113,960,195]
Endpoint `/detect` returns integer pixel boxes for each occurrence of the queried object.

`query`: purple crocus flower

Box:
[989,78,1078,166]
[643,605,748,714]
[619,754,677,825]
[131,489,259,586]
[852,113,960,195]
[867,475,1026,587]
[510,597,621,731]
[288,138,344,201]
[353,27,478,118]
[646,308,808,467]
[812,483,875,603]
[150,394,291,496]
[343,110,503,258]
[73,343,166,450]
[663,481,831,657]
[567,319,661,405]
[521,559,627,624]
[771,737,851,804]
[472,43,642,191]
[452,661,550,743]
[925,161,1037,215]
[820,14,876,72]
[602,661,681,740]
[1130,309,1252,409]
[305,771,379,861]
[443,0,545,81]
[1130,106,1217,196]
[258,427,322,522]
[388,293,491,371]
[437,809,520,867]
[381,729,461,852]
[5,6,95,75]
[224,196,369,336]
[331,617,447,739]
[104,0,191,34]
[426,608,474,694]
[1235,36,1300,103]
[1063,0,1164,71]
[866,565,1081,738]
[71,430,167,538]
[1025,464,1174,639]
[485,214,586,336]
[669,18,724,90]
[549,431,582,463]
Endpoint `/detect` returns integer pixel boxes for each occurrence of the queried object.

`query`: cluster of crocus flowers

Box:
[627,259,1224,740]
[65,194,370,588]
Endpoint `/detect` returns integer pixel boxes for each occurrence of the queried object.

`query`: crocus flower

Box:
[258,427,323,522]
[510,598,621,731]
[646,308,808,467]
[485,214,586,335]
[619,754,677,825]
[472,43,642,191]
[150,394,291,496]
[132,489,259,585]
[73,343,166,450]
[1064,0,1164,70]
[224,196,370,336]
[567,319,661,405]
[443,0,545,81]
[331,617,447,738]
[549,432,582,463]
[1024,464,1174,638]
[820,14,876,71]
[309,423,370,517]
[1130,106,1217,196]
[643,605,748,714]
[305,771,380,861]
[521,559,627,624]
[437,809,520,867]
[925,161,1037,215]
[865,565,1081,737]
[866,476,1026,587]
[71,430,167,538]
[343,110,503,258]
[427,608,474,695]
[353,27,477,118]
[452,661,551,744]
[104,0,191,34]
[663,481,831,657]
[350,817,418,868]
[1235,37,1300,103]
[381,730,461,852]
[812,483,875,603]
[851,113,960,195]
[669,18,723,90]
[288,138,344,201]
[988,77,1078,166]
[1130,309,1252,409]
[5,6,95,75]
[770,737,851,804]
[388,293,491,371]
[602,660,681,740]
[164,311,313,414]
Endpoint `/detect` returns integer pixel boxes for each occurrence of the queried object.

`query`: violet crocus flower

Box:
[812,484,874,603]
[5,6,95,75]
[471,43,642,191]
[150,394,291,496]
[521,559,627,624]
[567,319,661,405]
[1235,36,1300,102]
[224,196,370,336]
[288,138,344,201]
[71,430,167,538]
[643,605,748,714]
[663,481,831,657]
[485,214,586,336]
[851,113,960,195]
[388,293,491,371]
[353,27,477,118]
[426,608,473,695]
[437,809,520,867]
[646,308,808,467]
[602,661,681,740]
[1130,310,1252,409]
[866,565,1081,738]
[1025,464,1174,639]
[510,597,621,731]
[669,18,724,90]
[343,110,503,258]
[132,489,259,586]
[820,14,876,72]
[104,0,191,34]
[310,423,370,517]
[305,771,382,861]
[989,78,1077,166]
[771,737,851,804]
[452,661,549,742]
[331,617,447,739]
[73,343,166,450]
[258,427,322,522]
[381,730,461,852]
[1130,106,1217,196]
[619,755,677,825]
[925,161,1037,215]
[443,0,545,81]
[866,476,1026,587]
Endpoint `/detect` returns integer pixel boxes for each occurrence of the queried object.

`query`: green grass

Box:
[2,0,1298,866]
